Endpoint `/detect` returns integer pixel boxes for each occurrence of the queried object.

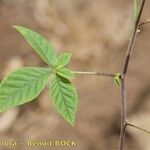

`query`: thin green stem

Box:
[72,71,115,77]
[134,0,138,20]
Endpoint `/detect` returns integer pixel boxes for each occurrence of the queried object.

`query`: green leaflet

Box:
[14,26,57,65]
[55,53,72,68]
[50,74,78,126]
[56,67,75,80]
[113,73,122,87]
[0,67,50,112]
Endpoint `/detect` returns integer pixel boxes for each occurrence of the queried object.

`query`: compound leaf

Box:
[55,53,72,68]
[0,67,50,112]
[56,67,75,80]
[50,74,78,126]
[14,26,57,65]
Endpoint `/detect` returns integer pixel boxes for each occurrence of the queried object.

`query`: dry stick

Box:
[72,71,115,77]
[126,122,150,135]
[119,76,126,150]
[119,0,146,150]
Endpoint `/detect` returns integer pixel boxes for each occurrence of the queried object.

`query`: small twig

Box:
[119,77,127,150]
[119,0,146,150]
[72,71,115,77]
[123,0,145,75]
[139,19,150,27]
[126,122,150,135]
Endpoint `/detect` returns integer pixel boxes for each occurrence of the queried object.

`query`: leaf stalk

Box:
[72,71,116,77]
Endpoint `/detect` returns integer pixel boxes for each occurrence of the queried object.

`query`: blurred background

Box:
[0,0,150,149]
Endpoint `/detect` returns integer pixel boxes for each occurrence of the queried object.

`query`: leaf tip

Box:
[67,119,75,127]
[13,25,26,33]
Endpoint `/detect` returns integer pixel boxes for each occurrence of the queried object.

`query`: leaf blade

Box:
[0,67,50,112]
[55,53,72,68]
[50,75,78,126]
[14,26,57,65]
[56,67,75,80]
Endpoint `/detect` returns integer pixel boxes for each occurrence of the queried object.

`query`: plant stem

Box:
[123,0,145,75]
[119,0,146,150]
[72,71,115,77]
[119,76,127,150]
[139,19,150,27]
[134,0,138,20]
[126,122,150,135]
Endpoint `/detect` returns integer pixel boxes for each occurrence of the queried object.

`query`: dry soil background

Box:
[0,0,150,150]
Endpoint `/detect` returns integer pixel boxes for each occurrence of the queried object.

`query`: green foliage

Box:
[50,75,78,126]
[13,26,57,65]
[56,67,75,80]
[0,26,78,126]
[0,67,50,112]
[113,73,122,87]
[55,53,72,68]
